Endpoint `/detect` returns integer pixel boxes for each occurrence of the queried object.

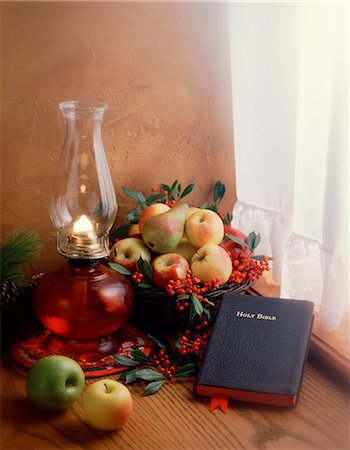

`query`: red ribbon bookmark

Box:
[210,396,229,414]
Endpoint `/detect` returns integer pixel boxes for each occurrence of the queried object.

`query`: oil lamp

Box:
[33,101,133,362]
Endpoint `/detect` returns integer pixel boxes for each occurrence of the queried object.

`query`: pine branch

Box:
[0,230,42,284]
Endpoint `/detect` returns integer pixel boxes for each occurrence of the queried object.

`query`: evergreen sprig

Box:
[0,230,42,286]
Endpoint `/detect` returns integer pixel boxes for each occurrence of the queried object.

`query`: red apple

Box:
[191,244,232,285]
[185,209,224,248]
[152,253,189,289]
[109,237,152,272]
[220,225,252,260]
[138,203,170,232]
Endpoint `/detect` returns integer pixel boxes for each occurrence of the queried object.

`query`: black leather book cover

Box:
[194,294,314,408]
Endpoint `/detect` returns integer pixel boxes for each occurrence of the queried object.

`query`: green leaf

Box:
[108,262,133,276]
[131,348,152,364]
[122,186,144,204]
[125,370,138,384]
[248,232,261,250]
[225,233,250,249]
[205,299,215,307]
[119,369,138,384]
[171,179,178,192]
[113,354,139,367]
[213,181,226,203]
[148,334,167,349]
[127,205,142,224]
[137,281,153,288]
[136,369,166,381]
[176,294,190,301]
[143,380,167,396]
[191,294,204,316]
[173,363,197,378]
[251,255,273,261]
[202,306,211,321]
[189,301,196,323]
[137,257,153,283]
[160,183,171,193]
[146,193,166,206]
[109,224,131,241]
[180,183,195,198]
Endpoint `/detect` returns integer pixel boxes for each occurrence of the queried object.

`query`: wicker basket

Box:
[129,279,253,336]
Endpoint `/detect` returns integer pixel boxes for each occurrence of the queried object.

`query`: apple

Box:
[138,203,170,232]
[191,244,232,285]
[187,206,200,219]
[185,209,224,248]
[152,252,189,289]
[110,237,152,272]
[128,224,141,238]
[26,355,85,410]
[82,379,133,431]
[174,238,197,263]
[220,225,252,260]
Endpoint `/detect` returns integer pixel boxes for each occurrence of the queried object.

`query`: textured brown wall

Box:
[0,1,235,276]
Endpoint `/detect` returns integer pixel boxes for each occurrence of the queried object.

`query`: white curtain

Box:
[229,2,349,330]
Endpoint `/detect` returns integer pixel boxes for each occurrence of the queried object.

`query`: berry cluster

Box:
[166,270,220,304]
[152,348,176,380]
[229,254,269,285]
[131,271,144,283]
[178,329,211,362]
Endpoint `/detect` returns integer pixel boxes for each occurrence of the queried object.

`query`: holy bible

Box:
[194,294,314,408]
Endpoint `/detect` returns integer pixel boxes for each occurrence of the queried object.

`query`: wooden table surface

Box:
[1,351,349,450]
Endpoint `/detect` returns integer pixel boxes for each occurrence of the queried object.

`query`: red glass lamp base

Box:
[45,331,121,362]
[33,259,133,361]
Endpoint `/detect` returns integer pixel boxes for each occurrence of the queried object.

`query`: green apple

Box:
[83,379,133,431]
[26,355,85,410]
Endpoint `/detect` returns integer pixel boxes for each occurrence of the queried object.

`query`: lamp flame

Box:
[73,215,94,234]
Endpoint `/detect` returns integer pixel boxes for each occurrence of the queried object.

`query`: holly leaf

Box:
[176,294,190,301]
[143,380,167,396]
[131,348,152,364]
[137,257,153,283]
[119,369,138,384]
[173,363,197,378]
[110,224,131,241]
[191,294,204,316]
[148,334,167,349]
[180,183,195,198]
[213,181,225,203]
[122,186,146,206]
[160,183,171,194]
[171,179,178,191]
[113,354,139,367]
[225,233,250,249]
[250,255,273,261]
[247,232,261,251]
[108,262,133,276]
[136,369,166,381]
[202,306,211,321]
[145,193,166,206]
[127,205,142,224]
[137,282,153,288]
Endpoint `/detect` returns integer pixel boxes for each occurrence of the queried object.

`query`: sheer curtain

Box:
[229,2,349,330]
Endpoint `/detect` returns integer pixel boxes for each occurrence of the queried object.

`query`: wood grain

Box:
[1,354,349,450]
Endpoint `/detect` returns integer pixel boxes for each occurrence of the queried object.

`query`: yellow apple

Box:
[109,237,152,272]
[187,206,200,219]
[191,244,232,285]
[128,224,141,237]
[139,203,170,232]
[174,238,197,263]
[185,209,224,248]
[82,379,133,431]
